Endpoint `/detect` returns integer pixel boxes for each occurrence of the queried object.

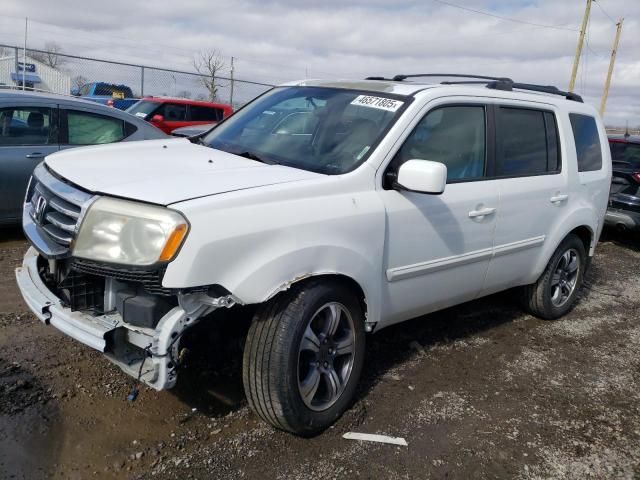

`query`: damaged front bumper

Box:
[15,247,230,390]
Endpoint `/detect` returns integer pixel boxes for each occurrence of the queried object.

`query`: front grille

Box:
[26,164,93,255]
[71,259,172,296]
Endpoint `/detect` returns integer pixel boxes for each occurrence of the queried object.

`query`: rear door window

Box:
[570,113,602,172]
[190,105,222,122]
[0,107,55,146]
[64,110,126,145]
[496,107,560,176]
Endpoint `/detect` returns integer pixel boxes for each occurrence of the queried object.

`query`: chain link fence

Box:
[0,44,274,108]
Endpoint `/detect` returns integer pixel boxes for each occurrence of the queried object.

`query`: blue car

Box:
[74,82,139,110]
[0,90,167,225]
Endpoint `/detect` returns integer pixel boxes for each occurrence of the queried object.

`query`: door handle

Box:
[25,152,45,159]
[468,207,496,218]
[550,194,569,204]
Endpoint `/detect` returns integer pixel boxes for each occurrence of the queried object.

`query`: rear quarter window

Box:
[569,113,602,172]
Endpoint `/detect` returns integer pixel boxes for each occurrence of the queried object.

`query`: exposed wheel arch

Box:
[269,273,368,323]
[569,225,594,256]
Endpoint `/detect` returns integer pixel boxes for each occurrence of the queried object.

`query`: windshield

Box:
[202,86,407,174]
[126,100,160,120]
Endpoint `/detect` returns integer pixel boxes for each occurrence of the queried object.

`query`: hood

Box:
[44,138,321,205]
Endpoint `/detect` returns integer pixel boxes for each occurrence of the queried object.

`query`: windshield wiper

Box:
[236,151,278,165]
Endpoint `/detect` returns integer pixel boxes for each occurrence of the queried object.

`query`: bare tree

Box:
[193,49,225,101]
[195,93,207,101]
[176,90,192,99]
[30,42,67,69]
[72,75,89,93]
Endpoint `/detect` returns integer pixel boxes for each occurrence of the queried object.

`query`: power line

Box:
[428,0,579,32]
[593,0,617,25]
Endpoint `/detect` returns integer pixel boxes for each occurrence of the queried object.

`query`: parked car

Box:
[0,90,167,225]
[74,82,139,110]
[170,123,216,138]
[127,97,233,134]
[15,75,610,436]
[606,134,640,231]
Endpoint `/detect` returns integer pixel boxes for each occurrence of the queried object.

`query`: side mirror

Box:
[151,114,164,123]
[395,159,447,195]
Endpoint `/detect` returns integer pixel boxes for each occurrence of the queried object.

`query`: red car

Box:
[126,97,233,134]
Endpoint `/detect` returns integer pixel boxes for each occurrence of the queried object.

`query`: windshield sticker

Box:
[134,112,147,118]
[350,95,403,112]
[356,145,370,161]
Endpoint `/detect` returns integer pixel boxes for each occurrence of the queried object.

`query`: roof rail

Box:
[391,73,513,83]
[364,73,583,102]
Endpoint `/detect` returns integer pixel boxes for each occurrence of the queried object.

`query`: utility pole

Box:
[23,17,28,90]
[568,0,592,93]
[600,18,624,117]
[229,56,235,107]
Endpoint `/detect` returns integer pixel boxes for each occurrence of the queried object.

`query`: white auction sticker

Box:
[350,95,403,112]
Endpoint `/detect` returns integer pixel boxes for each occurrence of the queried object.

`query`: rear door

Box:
[482,103,567,294]
[0,102,59,223]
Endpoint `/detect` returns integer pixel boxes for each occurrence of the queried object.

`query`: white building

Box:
[0,54,71,95]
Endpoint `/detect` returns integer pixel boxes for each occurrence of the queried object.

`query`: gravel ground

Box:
[1,226,640,479]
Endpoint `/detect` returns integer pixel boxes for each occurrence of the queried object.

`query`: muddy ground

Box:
[1,226,640,479]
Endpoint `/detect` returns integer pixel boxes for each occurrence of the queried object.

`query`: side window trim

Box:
[493,104,562,179]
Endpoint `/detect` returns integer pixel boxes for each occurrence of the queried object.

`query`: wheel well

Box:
[569,226,593,255]
[290,274,368,319]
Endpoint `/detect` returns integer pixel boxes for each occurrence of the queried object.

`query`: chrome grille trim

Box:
[49,197,81,219]
[42,224,74,244]
[23,163,96,258]
[45,211,76,233]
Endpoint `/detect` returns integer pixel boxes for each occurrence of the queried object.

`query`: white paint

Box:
[18,82,611,392]
[396,159,446,194]
[44,138,321,205]
[343,432,408,446]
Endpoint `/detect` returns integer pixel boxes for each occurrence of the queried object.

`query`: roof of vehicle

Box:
[140,96,232,108]
[281,77,588,107]
[0,88,103,106]
[609,134,640,144]
[0,88,168,137]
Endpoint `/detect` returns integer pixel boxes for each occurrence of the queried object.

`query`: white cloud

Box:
[1,0,638,124]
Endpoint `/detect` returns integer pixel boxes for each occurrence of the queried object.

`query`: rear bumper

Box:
[15,247,187,390]
[605,208,640,231]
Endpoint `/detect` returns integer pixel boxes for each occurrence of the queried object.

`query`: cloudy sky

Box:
[1,0,638,125]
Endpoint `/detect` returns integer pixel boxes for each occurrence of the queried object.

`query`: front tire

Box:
[242,280,365,436]
[521,234,587,320]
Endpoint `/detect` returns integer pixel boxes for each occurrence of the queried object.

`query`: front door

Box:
[0,104,59,223]
[379,102,499,325]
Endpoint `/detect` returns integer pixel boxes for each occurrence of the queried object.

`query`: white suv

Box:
[16,74,611,435]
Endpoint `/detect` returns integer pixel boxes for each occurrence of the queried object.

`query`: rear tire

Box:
[521,234,587,320]
[242,280,365,436]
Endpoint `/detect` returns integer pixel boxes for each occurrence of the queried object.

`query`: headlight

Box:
[72,197,189,266]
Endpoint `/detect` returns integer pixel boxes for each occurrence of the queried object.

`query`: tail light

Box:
[632,172,640,183]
